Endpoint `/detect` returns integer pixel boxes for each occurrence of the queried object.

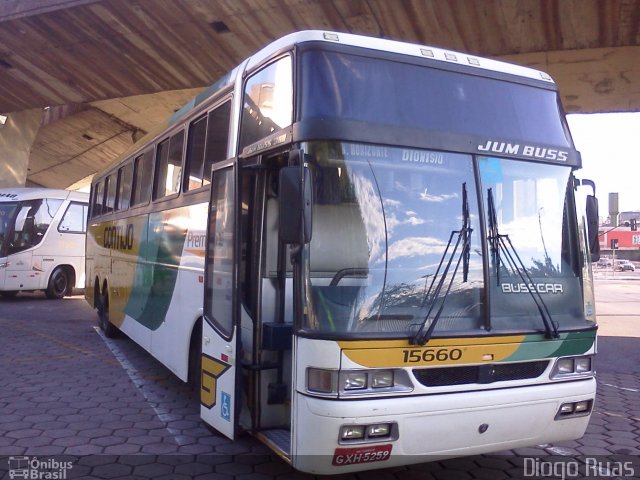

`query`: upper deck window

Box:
[239,56,293,151]
[299,50,571,148]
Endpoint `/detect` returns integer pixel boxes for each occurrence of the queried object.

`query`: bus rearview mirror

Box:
[279,165,312,245]
[586,194,600,262]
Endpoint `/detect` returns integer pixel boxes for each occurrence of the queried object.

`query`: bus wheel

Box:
[188,320,202,397]
[98,293,119,338]
[45,267,69,299]
[0,290,18,298]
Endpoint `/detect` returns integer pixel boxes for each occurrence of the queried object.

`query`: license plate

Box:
[332,444,393,466]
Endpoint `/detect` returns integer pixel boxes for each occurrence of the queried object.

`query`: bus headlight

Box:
[340,425,365,440]
[555,400,593,419]
[550,355,594,379]
[367,424,390,437]
[339,422,397,444]
[556,358,575,374]
[306,368,413,397]
[575,357,592,373]
[371,370,393,388]
[343,371,367,390]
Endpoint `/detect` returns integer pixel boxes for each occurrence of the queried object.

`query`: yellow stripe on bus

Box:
[338,336,526,368]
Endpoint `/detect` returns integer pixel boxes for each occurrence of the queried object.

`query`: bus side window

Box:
[155,131,184,199]
[33,199,63,241]
[239,57,292,151]
[104,174,116,214]
[116,162,133,210]
[185,115,207,191]
[204,101,231,181]
[184,101,231,191]
[132,150,153,205]
[93,181,104,217]
[59,202,88,233]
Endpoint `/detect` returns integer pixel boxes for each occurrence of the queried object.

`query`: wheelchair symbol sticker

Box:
[221,391,231,422]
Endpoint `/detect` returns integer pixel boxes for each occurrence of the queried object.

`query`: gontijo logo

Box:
[103,224,134,250]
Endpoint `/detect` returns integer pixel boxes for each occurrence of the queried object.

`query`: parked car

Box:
[596,257,613,268]
[614,259,636,272]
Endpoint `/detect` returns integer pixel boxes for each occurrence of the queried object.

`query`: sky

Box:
[567,112,640,215]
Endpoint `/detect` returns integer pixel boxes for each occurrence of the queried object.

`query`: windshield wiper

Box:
[487,188,559,339]
[410,183,472,346]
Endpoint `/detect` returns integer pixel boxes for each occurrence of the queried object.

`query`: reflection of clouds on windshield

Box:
[498,214,563,266]
[387,236,446,261]
[420,190,459,203]
[350,168,386,264]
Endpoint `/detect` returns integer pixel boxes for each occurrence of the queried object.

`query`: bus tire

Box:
[45,267,69,299]
[98,292,119,338]
[0,290,19,298]
[188,320,202,396]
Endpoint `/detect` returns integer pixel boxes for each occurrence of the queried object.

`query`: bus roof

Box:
[245,30,554,83]
[171,30,555,128]
[0,187,89,203]
[100,30,559,178]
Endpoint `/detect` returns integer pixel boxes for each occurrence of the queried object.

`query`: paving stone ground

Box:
[0,290,638,479]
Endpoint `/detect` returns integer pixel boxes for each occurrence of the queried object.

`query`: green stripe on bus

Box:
[502,331,595,362]
[124,211,188,331]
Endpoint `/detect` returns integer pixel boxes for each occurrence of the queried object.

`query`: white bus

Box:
[87,31,601,474]
[0,188,89,299]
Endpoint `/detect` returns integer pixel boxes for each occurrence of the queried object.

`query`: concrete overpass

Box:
[1,0,639,189]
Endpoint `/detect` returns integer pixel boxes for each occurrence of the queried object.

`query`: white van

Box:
[0,188,89,298]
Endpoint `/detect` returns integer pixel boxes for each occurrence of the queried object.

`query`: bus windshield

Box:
[0,199,63,256]
[479,156,586,331]
[301,142,589,338]
[303,142,484,336]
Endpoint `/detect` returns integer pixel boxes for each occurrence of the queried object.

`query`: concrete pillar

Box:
[0,109,43,187]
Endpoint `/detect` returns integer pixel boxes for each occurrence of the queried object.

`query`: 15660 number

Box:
[402,348,463,363]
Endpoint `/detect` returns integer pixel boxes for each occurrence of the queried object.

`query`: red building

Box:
[599,227,640,259]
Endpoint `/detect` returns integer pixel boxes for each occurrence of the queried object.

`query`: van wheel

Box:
[98,292,119,338]
[45,268,69,299]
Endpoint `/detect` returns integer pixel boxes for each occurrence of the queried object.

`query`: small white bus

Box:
[0,188,89,298]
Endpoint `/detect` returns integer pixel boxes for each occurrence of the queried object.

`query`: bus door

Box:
[200,162,239,439]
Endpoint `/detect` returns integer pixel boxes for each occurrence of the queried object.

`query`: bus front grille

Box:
[412,361,550,387]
